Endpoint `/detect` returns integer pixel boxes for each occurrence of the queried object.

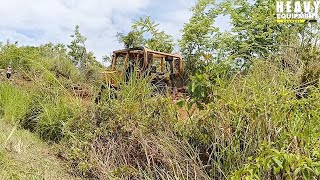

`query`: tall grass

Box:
[58,77,211,179]
[0,83,31,124]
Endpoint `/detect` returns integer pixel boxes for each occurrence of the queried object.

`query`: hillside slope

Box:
[0,120,79,180]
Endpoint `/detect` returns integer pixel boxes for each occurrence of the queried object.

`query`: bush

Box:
[19,85,86,143]
[36,100,71,142]
[231,145,320,179]
[177,60,320,178]
[0,44,33,70]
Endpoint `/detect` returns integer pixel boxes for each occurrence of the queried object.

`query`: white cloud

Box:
[0,0,199,61]
[0,0,198,61]
[0,0,233,61]
[0,0,154,60]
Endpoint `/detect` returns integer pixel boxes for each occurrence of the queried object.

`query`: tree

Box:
[68,25,88,69]
[67,25,103,81]
[180,0,313,73]
[102,55,111,63]
[116,31,144,49]
[179,0,220,74]
[117,16,175,53]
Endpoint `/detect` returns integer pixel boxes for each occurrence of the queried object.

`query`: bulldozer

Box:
[95,47,184,103]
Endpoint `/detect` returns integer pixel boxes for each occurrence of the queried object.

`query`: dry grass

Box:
[88,131,210,179]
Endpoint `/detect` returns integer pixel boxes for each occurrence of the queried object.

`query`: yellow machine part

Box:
[102,71,121,87]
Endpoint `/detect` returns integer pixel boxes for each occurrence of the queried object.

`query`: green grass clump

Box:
[231,144,320,179]
[0,120,78,180]
[19,88,87,143]
[36,100,73,142]
[0,83,31,124]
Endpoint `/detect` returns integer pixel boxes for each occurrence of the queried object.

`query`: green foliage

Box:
[0,42,83,85]
[300,47,320,86]
[117,30,145,49]
[179,0,316,74]
[67,25,103,82]
[177,59,320,178]
[0,43,36,70]
[36,98,74,142]
[40,43,82,81]
[20,84,87,143]
[68,25,88,68]
[219,0,298,67]
[180,0,218,52]
[0,83,31,124]
[117,16,174,53]
[231,145,320,180]
[187,60,234,108]
[180,0,220,73]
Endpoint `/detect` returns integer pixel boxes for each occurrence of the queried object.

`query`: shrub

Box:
[0,44,33,70]
[177,60,320,178]
[231,145,320,180]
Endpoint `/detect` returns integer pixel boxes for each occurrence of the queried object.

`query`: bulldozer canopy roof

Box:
[113,47,183,59]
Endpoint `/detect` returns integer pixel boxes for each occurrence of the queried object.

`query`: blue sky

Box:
[0,0,230,61]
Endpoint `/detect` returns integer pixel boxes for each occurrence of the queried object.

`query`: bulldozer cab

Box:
[103,47,184,89]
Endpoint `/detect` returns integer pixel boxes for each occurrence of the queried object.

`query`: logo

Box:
[276,1,320,23]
